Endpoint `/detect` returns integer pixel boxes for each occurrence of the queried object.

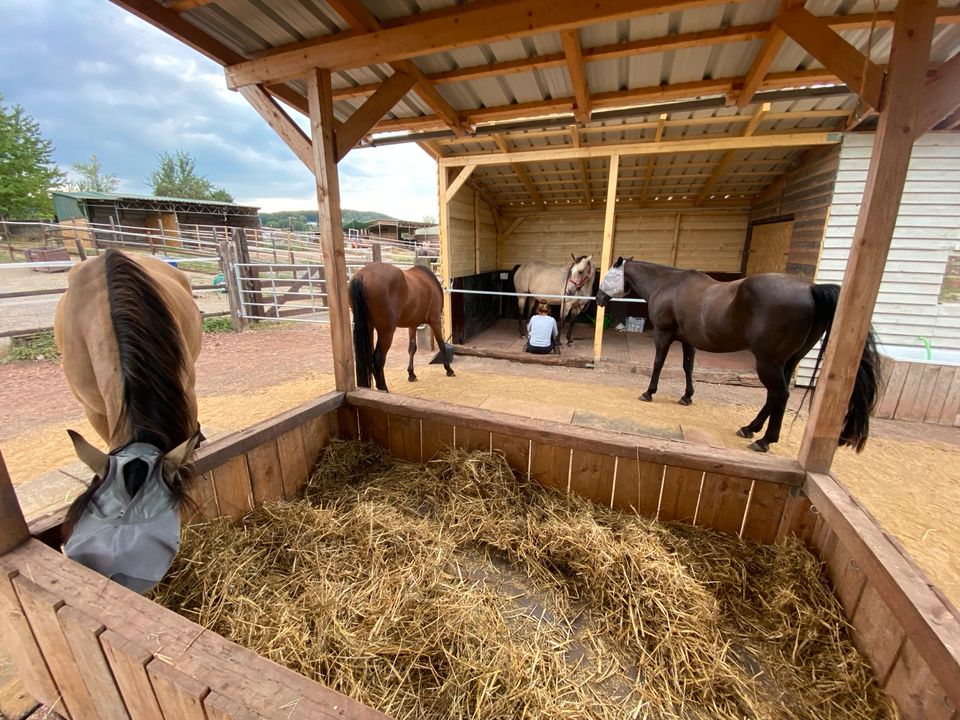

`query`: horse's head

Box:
[62,429,200,594]
[596,256,632,307]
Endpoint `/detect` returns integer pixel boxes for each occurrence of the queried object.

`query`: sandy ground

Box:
[2,324,958,609]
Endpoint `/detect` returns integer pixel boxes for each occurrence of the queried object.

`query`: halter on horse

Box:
[597,258,879,453]
[55,249,203,592]
[512,254,594,345]
[350,262,455,392]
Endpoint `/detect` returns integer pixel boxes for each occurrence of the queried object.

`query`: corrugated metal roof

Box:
[52,191,259,210]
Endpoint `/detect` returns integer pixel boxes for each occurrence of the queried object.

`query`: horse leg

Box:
[407,326,418,382]
[745,361,790,453]
[679,341,696,405]
[429,319,456,377]
[737,355,801,439]
[518,297,530,337]
[372,327,396,392]
[640,329,673,402]
[565,305,578,345]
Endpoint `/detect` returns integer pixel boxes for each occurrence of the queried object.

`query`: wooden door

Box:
[746,220,793,275]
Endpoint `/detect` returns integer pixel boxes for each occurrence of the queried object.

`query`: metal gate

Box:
[233,261,330,323]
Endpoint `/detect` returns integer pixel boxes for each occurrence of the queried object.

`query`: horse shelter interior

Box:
[2,1,960,719]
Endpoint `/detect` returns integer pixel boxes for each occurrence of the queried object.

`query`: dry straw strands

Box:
[154,440,893,720]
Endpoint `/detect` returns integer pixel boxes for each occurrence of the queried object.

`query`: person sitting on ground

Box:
[525,302,559,354]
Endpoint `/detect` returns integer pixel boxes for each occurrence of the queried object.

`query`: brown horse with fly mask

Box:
[596,258,879,453]
[55,249,203,591]
[350,262,455,392]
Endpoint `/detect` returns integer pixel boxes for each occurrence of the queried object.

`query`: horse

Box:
[350,262,455,392]
[54,248,203,592]
[511,254,594,345]
[596,258,880,453]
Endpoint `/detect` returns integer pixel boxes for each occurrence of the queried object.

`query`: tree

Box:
[70,154,118,193]
[0,96,65,219]
[148,149,234,202]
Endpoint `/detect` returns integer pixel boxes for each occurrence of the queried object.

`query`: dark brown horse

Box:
[350,262,455,392]
[55,249,203,591]
[596,258,879,453]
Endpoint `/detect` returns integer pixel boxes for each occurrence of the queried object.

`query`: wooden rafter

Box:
[570,125,592,206]
[641,113,668,202]
[737,0,803,107]
[225,0,756,88]
[447,165,478,199]
[238,85,314,172]
[560,30,591,123]
[916,51,960,135]
[493,135,545,206]
[443,129,834,167]
[774,6,885,110]
[696,102,770,205]
[325,0,465,136]
[335,71,417,160]
[165,0,214,11]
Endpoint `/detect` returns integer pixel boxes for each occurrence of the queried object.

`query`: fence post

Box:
[415,256,436,352]
[1,219,14,259]
[219,240,247,332]
[372,242,382,263]
[108,217,118,249]
[232,228,263,319]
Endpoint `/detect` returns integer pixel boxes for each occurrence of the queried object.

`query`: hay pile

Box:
[154,440,893,719]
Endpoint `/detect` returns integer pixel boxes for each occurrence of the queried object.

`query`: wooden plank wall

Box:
[873,356,960,426]
[447,189,497,277]
[806,472,960,720]
[344,389,810,545]
[495,209,748,273]
[751,144,840,280]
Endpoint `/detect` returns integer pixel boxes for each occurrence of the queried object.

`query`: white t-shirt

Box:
[527,314,558,347]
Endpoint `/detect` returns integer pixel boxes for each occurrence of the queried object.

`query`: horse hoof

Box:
[747,440,769,453]
[446,369,456,377]
[408,375,417,383]
[639,393,653,402]
[678,397,693,406]
[736,428,754,439]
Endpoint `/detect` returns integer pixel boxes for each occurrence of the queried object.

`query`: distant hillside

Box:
[260,209,395,229]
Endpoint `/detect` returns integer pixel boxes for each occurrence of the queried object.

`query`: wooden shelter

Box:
[1,1,960,718]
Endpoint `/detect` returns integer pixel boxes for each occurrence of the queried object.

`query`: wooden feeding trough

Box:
[2,389,960,719]
[4,0,960,717]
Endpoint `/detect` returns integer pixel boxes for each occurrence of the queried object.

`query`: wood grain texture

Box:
[695,473,752,535]
[246,440,284,506]
[421,419,454,461]
[387,413,421,463]
[146,660,210,720]
[530,442,571,494]
[277,427,310,499]
[852,582,906,684]
[210,455,253,521]
[492,433,530,479]
[57,605,129,719]
[740,480,790,543]
[884,638,956,720]
[657,466,703,524]
[357,406,390,448]
[569,450,617,506]
[100,631,165,720]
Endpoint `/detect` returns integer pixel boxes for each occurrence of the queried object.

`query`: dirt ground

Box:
[2,323,958,609]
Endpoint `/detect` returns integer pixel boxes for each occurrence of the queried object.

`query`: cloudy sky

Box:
[0,0,439,219]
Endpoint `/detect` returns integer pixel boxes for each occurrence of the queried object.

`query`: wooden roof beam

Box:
[641,113,668,201]
[238,85,314,172]
[560,29,591,123]
[737,0,803,107]
[916,52,960,135]
[336,71,417,160]
[493,135,545,206]
[696,102,769,205]
[570,125,593,206]
[164,0,214,10]
[774,6,885,111]
[441,130,836,167]
[225,0,751,87]
[326,0,465,136]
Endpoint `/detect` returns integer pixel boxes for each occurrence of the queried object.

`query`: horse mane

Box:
[104,249,194,451]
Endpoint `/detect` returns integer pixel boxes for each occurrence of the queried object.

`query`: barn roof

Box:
[116,0,960,207]
[53,190,259,210]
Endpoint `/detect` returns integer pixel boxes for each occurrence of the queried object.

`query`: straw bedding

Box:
[154,439,894,719]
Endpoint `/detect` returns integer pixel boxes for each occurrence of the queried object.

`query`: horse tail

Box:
[104,249,193,452]
[350,275,373,388]
[809,283,880,452]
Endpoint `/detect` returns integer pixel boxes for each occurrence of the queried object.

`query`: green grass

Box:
[3,332,60,363]
[202,316,235,333]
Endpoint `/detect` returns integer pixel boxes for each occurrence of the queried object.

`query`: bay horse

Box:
[596,258,879,453]
[350,262,455,392]
[512,254,594,345]
[55,248,203,592]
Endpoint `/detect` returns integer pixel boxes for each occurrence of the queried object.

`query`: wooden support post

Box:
[439,165,453,342]
[218,240,247,332]
[593,155,619,362]
[371,242,382,263]
[308,67,356,392]
[73,234,87,262]
[670,213,682,267]
[799,0,938,473]
[415,256,436,352]
[474,189,481,274]
[0,451,29,555]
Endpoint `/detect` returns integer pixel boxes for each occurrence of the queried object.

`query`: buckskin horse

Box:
[350,262,455,392]
[55,248,203,591]
[596,258,879,453]
[511,254,594,345]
